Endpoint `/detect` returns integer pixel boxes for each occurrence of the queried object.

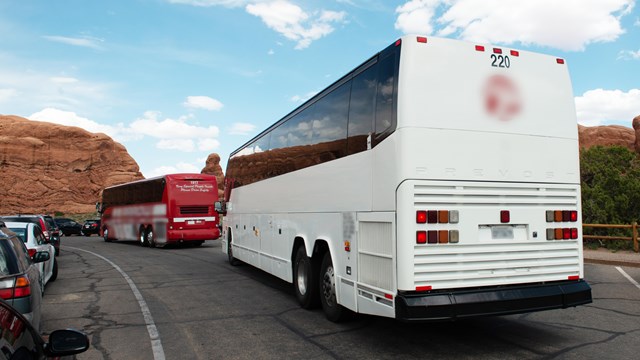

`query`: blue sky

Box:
[1,0,639,177]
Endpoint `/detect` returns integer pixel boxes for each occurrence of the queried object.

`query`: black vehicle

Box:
[0,298,89,359]
[0,215,61,256]
[55,217,83,236]
[82,219,101,236]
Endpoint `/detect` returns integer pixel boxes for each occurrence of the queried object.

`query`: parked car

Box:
[82,219,101,236]
[54,217,83,236]
[0,215,61,256]
[0,298,89,359]
[0,225,49,332]
[3,222,57,292]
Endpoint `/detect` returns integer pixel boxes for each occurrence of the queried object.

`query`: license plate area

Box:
[491,226,514,240]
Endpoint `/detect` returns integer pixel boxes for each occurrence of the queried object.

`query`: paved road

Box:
[41,236,640,359]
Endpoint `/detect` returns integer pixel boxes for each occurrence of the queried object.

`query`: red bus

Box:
[98,173,221,247]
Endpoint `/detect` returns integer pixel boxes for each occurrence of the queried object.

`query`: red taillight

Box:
[384,293,393,300]
[510,50,519,57]
[416,211,427,224]
[13,276,31,298]
[0,288,13,300]
[556,58,565,64]
[571,228,578,239]
[27,248,37,258]
[416,286,432,291]
[500,210,510,223]
[395,39,402,47]
[493,48,502,54]
[417,36,427,43]
[563,228,571,239]
[568,275,580,281]
[416,231,427,244]
[475,45,485,52]
[570,211,578,222]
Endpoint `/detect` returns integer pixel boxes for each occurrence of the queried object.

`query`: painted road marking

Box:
[68,247,166,360]
[616,266,640,291]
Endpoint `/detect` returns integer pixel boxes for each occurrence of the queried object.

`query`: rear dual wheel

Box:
[139,226,155,248]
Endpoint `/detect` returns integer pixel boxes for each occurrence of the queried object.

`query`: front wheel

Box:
[103,228,111,242]
[293,246,319,309]
[320,252,350,322]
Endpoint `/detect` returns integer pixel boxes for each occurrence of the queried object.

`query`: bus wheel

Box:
[147,227,156,248]
[227,234,239,266]
[320,252,349,322]
[103,228,111,242]
[293,246,319,309]
[139,226,148,247]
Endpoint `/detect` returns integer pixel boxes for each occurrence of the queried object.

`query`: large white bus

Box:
[219,35,592,322]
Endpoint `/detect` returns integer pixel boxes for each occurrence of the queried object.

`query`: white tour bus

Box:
[219,35,592,322]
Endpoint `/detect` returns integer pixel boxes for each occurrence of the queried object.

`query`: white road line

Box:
[68,247,166,360]
[616,266,640,291]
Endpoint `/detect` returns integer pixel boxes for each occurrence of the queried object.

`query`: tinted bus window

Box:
[347,63,377,155]
[374,53,396,143]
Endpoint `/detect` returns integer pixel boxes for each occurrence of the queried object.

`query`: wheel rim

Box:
[139,228,145,245]
[296,260,307,296]
[147,229,153,243]
[104,229,108,240]
[322,264,336,307]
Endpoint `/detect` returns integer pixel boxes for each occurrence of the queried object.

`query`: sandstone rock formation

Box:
[200,153,225,198]
[577,124,635,151]
[0,115,143,215]
[633,115,640,153]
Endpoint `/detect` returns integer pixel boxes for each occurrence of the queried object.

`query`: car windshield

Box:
[7,228,27,243]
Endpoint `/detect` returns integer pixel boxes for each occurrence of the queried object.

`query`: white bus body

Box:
[221,36,592,321]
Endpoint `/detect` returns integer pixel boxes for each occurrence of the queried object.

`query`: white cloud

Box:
[575,88,640,126]
[246,1,347,49]
[618,49,640,60]
[395,0,441,34]
[145,162,202,178]
[198,138,221,151]
[167,0,248,7]
[43,35,104,50]
[129,111,220,139]
[157,138,195,151]
[184,95,224,111]
[290,90,317,102]
[395,0,634,51]
[228,122,256,135]
[29,108,127,139]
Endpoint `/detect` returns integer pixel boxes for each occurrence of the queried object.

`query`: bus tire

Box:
[139,226,148,247]
[320,252,350,322]
[147,227,156,248]
[293,246,319,309]
[103,228,111,242]
[227,234,239,266]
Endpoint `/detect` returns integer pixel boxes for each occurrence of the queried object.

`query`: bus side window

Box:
[347,63,377,155]
[374,52,397,145]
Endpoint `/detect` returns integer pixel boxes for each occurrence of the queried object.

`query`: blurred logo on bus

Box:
[484,74,522,122]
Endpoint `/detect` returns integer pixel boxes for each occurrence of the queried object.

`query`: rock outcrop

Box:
[0,115,143,215]
[577,124,635,151]
[200,153,224,198]
[633,115,640,153]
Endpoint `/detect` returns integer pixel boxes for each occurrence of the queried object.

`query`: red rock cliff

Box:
[0,115,143,215]
[578,124,636,151]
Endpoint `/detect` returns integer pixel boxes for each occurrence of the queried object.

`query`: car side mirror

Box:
[33,251,50,263]
[46,329,90,357]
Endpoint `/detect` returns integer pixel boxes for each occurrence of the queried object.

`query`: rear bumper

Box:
[395,280,592,321]
[166,228,220,242]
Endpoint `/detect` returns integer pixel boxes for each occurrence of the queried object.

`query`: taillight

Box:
[415,210,460,244]
[14,276,31,298]
[27,248,37,258]
[546,209,579,240]
[500,210,510,223]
